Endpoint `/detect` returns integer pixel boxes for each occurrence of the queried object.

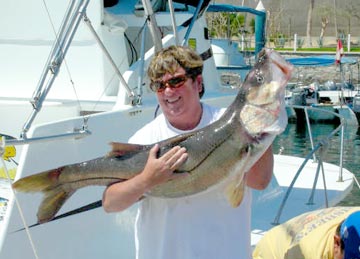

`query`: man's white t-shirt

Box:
[129,103,252,259]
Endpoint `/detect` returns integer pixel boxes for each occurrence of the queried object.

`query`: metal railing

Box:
[272,104,347,225]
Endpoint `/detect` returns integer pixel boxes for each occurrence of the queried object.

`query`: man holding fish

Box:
[102,45,291,259]
[13,45,292,258]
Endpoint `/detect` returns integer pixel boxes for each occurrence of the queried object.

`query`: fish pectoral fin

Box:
[107,142,145,157]
[224,146,251,208]
[37,188,75,224]
[225,175,246,208]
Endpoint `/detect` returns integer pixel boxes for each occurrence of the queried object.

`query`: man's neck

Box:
[169,103,203,131]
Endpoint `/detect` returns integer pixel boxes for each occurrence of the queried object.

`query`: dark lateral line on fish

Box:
[183,132,232,172]
[54,176,126,188]
[11,200,103,233]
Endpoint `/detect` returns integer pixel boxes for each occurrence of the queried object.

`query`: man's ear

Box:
[334,235,341,248]
[196,75,203,91]
[333,234,343,259]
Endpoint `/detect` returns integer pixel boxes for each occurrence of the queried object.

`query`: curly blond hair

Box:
[147,45,203,81]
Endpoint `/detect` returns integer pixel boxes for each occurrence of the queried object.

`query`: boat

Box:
[352,93,360,122]
[206,3,266,88]
[0,1,355,258]
[286,55,359,125]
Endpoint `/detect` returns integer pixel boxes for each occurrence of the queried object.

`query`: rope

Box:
[0,139,40,259]
[41,0,84,113]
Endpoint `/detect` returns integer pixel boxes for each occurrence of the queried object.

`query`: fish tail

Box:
[37,188,75,223]
[12,167,73,223]
[12,167,65,193]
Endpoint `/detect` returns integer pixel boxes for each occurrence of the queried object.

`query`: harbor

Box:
[0,0,359,258]
[272,122,360,207]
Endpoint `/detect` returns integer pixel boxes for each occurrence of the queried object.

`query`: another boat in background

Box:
[352,93,360,122]
[285,55,359,125]
[206,3,266,88]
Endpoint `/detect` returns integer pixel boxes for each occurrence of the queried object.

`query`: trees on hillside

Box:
[305,0,315,47]
[316,3,332,46]
[267,0,360,47]
[306,0,360,45]
[340,1,360,35]
[205,0,360,48]
[206,12,252,39]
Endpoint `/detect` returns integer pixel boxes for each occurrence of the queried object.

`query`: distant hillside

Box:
[212,0,360,37]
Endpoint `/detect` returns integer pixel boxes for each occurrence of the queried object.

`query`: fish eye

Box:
[255,69,264,84]
[256,75,264,83]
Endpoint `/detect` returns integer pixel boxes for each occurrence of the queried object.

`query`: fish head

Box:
[240,48,294,137]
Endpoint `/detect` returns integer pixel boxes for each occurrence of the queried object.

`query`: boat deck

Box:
[251,154,354,247]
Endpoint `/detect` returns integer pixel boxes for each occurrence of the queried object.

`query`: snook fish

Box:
[13,48,293,223]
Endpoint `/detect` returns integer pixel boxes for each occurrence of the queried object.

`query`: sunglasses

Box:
[150,75,188,93]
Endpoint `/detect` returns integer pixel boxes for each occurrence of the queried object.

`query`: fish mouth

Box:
[266,48,294,82]
[241,49,293,137]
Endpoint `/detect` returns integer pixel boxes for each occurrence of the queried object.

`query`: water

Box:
[272,122,360,206]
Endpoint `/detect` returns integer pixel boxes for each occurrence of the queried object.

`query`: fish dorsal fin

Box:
[107,142,145,157]
[159,131,197,146]
[107,132,195,158]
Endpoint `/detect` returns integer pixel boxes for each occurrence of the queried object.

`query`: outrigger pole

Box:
[141,0,163,52]
[20,0,136,140]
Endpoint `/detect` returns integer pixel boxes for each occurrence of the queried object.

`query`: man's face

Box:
[155,67,203,130]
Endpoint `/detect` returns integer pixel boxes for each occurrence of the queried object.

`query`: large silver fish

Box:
[13,48,293,223]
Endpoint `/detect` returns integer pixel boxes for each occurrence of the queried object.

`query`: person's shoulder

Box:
[128,114,166,144]
[202,103,226,121]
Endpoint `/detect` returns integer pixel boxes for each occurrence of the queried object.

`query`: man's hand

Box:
[140,144,189,188]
